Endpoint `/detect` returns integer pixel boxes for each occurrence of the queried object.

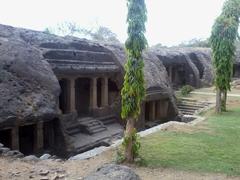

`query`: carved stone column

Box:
[11,126,19,150]
[156,100,161,119]
[149,101,156,121]
[90,77,98,110]
[34,122,44,153]
[101,77,109,107]
[169,66,173,83]
[69,78,76,113]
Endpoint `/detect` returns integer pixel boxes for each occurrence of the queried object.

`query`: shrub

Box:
[180,85,194,96]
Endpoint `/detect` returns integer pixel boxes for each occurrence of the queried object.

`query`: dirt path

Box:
[191,91,240,97]
[0,151,239,180]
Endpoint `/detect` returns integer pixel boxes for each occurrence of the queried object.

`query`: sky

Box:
[0,0,226,46]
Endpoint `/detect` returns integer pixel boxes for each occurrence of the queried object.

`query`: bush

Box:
[180,85,194,96]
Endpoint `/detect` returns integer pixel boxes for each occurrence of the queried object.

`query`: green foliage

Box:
[210,0,240,92]
[121,0,148,119]
[115,148,125,164]
[45,22,120,43]
[180,85,194,96]
[122,129,141,157]
[210,0,240,112]
[116,129,141,163]
[176,38,210,48]
[121,0,147,162]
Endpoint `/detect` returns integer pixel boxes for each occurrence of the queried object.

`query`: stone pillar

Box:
[34,122,44,153]
[90,77,98,110]
[160,100,169,118]
[69,78,76,113]
[101,77,108,107]
[11,126,19,150]
[156,100,161,119]
[137,102,146,129]
[149,101,156,121]
[169,66,173,83]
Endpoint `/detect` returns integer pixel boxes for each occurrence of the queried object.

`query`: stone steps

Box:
[78,117,107,135]
[66,125,82,136]
[177,105,201,111]
[177,98,211,116]
[65,116,108,136]
[97,115,117,125]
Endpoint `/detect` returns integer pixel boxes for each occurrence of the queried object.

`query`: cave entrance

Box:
[76,78,90,116]
[43,121,56,152]
[233,64,240,78]
[19,125,35,155]
[59,79,70,114]
[108,79,119,105]
[0,129,11,148]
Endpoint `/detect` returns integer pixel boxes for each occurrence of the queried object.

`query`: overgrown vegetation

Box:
[140,106,240,176]
[120,0,148,163]
[210,0,240,113]
[180,85,194,96]
[176,38,210,48]
[45,21,120,43]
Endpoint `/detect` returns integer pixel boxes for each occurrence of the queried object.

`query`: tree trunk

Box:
[216,89,222,113]
[221,90,227,112]
[124,117,135,163]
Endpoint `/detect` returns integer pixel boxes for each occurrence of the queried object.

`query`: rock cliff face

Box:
[152,48,214,88]
[0,23,218,130]
[0,24,60,127]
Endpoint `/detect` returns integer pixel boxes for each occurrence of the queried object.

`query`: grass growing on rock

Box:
[140,107,240,176]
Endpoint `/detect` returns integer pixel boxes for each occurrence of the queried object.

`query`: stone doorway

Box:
[0,129,11,148]
[59,79,70,114]
[19,125,35,155]
[76,78,91,116]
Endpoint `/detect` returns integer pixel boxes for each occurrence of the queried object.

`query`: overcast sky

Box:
[0,0,226,46]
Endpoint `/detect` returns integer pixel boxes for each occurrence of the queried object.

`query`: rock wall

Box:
[152,48,214,88]
[0,24,60,128]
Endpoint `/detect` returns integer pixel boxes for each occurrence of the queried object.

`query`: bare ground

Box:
[0,149,239,180]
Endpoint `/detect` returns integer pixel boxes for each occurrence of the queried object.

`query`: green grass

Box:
[140,107,240,176]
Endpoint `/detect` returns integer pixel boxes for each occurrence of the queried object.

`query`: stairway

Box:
[97,115,117,125]
[177,98,211,115]
[77,117,107,135]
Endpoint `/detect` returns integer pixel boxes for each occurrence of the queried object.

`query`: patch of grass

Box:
[140,107,240,176]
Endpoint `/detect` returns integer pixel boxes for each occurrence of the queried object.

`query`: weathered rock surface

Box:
[0,24,60,127]
[152,47,214,88]
[84,164,140,180]
[40,154,52,160]
[105,43,179,122]
[3,150,24,158]
[22,155,39,161]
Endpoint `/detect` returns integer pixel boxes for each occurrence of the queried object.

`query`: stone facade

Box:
[0,24,224,156]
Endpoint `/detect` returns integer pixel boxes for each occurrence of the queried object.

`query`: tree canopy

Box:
[210,0,240,112]
[45,21,120,44]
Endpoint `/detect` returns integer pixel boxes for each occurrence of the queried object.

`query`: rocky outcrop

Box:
[152,47,214,88]
[84,164,140,180]
[0,25,60,128]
